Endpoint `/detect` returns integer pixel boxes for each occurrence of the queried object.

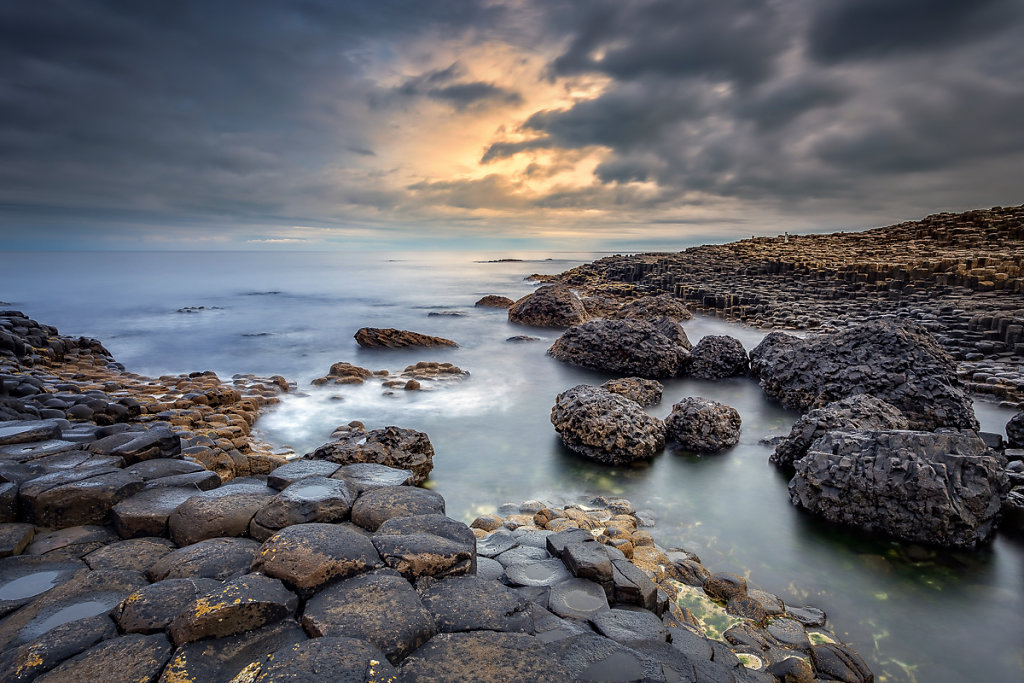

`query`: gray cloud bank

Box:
[1,0,1022,248]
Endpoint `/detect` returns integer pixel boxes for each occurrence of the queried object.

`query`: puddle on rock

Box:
[579,651,644,682]
[24,596,121,640]
[670,580,744,640]
[0,570,64,601]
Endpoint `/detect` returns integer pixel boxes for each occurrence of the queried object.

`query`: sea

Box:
[2,250,1021,682]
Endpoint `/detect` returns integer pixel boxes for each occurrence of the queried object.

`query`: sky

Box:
[1,0,1022,251]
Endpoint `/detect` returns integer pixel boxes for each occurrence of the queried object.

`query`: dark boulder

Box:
[1007,412,1024,448]
[420,575,533,633]
[665,397,741,453]
[115,577,222,634]
[167,483,276,546]
[168,573,298,645]
[550,385,665,465]
[161,619,307,683]
[252,636,399,682]
[399,631,571,682]
[251,523,381,594]
[34,633,172,683]
[354,327,457,349]
[350,485,446,532]
[307,424,433,486]
[771,394,909,469]
[687,335,748,379]
[549,318,691,378]
[508,285,588,328]
[475,295,515,309]
[0,615,116,683]
[148,537,261,582]
[789,430,1007,548]
[266,460,341,489]
[249,476,355,537]
[749,320,977,430]
[609,294,693,322]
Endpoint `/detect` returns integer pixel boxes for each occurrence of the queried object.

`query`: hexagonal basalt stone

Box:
[371,533,474,581]
[0,420,62,446]
[83,538,176,574]
[116,577,222,635]
[267,460,341,490]
[420,575,533,634]
[125,458,205,481]
[251,476,355,532]
[23,525,118,559]
[145,470,221,491]
[548,578,610,621]
[0,614,116,683]
[544,632,662,682]
[168,573,298,645]
[591,608,667,646]
[703,572,748,601]
[0,522,34,559]
[252,637,399,682]
[349,486,445,532]
[112,487,198,539]
[332,462,414,495]
[251,523,381,595]
[0,556,86,618]
[34,633,173,683]
[301,568,436,664]
[160,619,308,683]
[399,631,571,682]
[19,467,145,528]
[168,484,276,546]
[148,537,261,582]
[504,558,573,588]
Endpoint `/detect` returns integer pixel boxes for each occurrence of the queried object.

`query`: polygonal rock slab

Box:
[19,467,145,528]
[504,558,573,588]
[0,522,35,558]
[251,476,355,531]
[0,556,86,618]
[34,633,173,683]
[591,608,668,645]
[168,573,298,645]
[399,631,571,682]
[125,458,204,481]
[251,636,399,682]
[0,420,62,446]
[251,523,381,594]
[371,533,473,581]
[112,487,198,539]
[333,462,414,495]
[548,578,610,621]
[159,619,307,683]
[23,525,118,559]
[168,484,276,546]
[267,460,341,490]
[350,486,445,532]
[82,537,176,574]
[420,576,533,634]
[0,614,116,683]
[148,537,261,582]
[301,568,436,664]
[116,577,222,635]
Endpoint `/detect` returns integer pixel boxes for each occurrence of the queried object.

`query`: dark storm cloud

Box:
[807,0,1023,63]
[396,63,522,110]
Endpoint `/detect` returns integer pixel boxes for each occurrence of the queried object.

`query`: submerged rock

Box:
[550,385,666,465]
[353,328,457,349]
[475,295,515,309]
[306,424,434,486]
[549,318,691,378]
[507,285,588,328]
[749,319,977,431]
[771,394,909,469]
[789,429,1008,548]
[665,397,741,453]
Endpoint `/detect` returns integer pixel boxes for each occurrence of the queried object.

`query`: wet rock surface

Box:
[687,334,749,380]
[353,327,458,349]
[306,423,434,486]
[549,318,691,378]
[790,429,1007,548]
[551,385,666,465]
[600,377,664,407]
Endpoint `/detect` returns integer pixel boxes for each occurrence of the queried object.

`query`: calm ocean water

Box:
[2,250,1021,682]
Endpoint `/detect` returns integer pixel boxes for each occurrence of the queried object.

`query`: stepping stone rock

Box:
[252,636,399,682]
[19,467,144,528]
[88,427,181,464]
[476,529,518,558]
[350,486,445,532]
[0,568,147,650]
[400,631,571,682]
[83,538,176,573]
[592,608,668,645]
[703,572,748,601]
[160,619,307,683]
[494,544,549,568]
[505,558,573,588]
[250,476,355,533]
[548,578,610,621]
[545,527,593,558]
[125,458,204,481]
[148,537,261,582]
[309,425,434,486]
[0,439,81,462]
[0,420,62,446]
[301,568,436,664]
[420,575,533,633]
[370,533,474,582]
[561,539,614,587]
[476,556,506,581]
[332,462,413,494]
[251,523,381,594]
[611,558,658,611]
[168,483,276,546]
[0,522,34,558]
[145,470,221,491]
[544,632,663,682]
[0,614,116,683]
[112,487,197,538]
[267,460,340,490]
[24,525,118,560]
[116,577,222,634]
[0,556,86,617]
[810,643,873,683]
[168,573,298,645]
[34,633,172,683]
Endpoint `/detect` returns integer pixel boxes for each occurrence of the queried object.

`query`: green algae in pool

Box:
[670,581,743,640]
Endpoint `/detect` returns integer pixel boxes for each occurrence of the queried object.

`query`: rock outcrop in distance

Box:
[353,327,457,348]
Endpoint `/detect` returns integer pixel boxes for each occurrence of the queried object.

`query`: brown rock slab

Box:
[168,483,275,546]
[116,577,222,635]
[83,537,176,573]
[252,523,381,594]
[112,487,197,539]
[159,619,308,683]
[332,462,413,494]
[420,575,533,634]
[34,633,172,683]
[350,485,445,532]
[399,631,571,682]
[148,537,261,582]
[353,327,457,349]
[168,573,298,645]
[251,636,399,682]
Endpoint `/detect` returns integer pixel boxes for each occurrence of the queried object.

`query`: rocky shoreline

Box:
[0,307,875,681]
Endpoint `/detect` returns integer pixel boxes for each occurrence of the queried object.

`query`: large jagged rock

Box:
[664,398,741,453]
[789,430,1008,548]
[306,424,434,485]
[686,335,748,379]
[548,319,691,378]
[550,385,665,465]
[608,294,693,322]
[353,328,457,349]
[749,319,978,430]
[507,285,588,328]
[772,394,910,469]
